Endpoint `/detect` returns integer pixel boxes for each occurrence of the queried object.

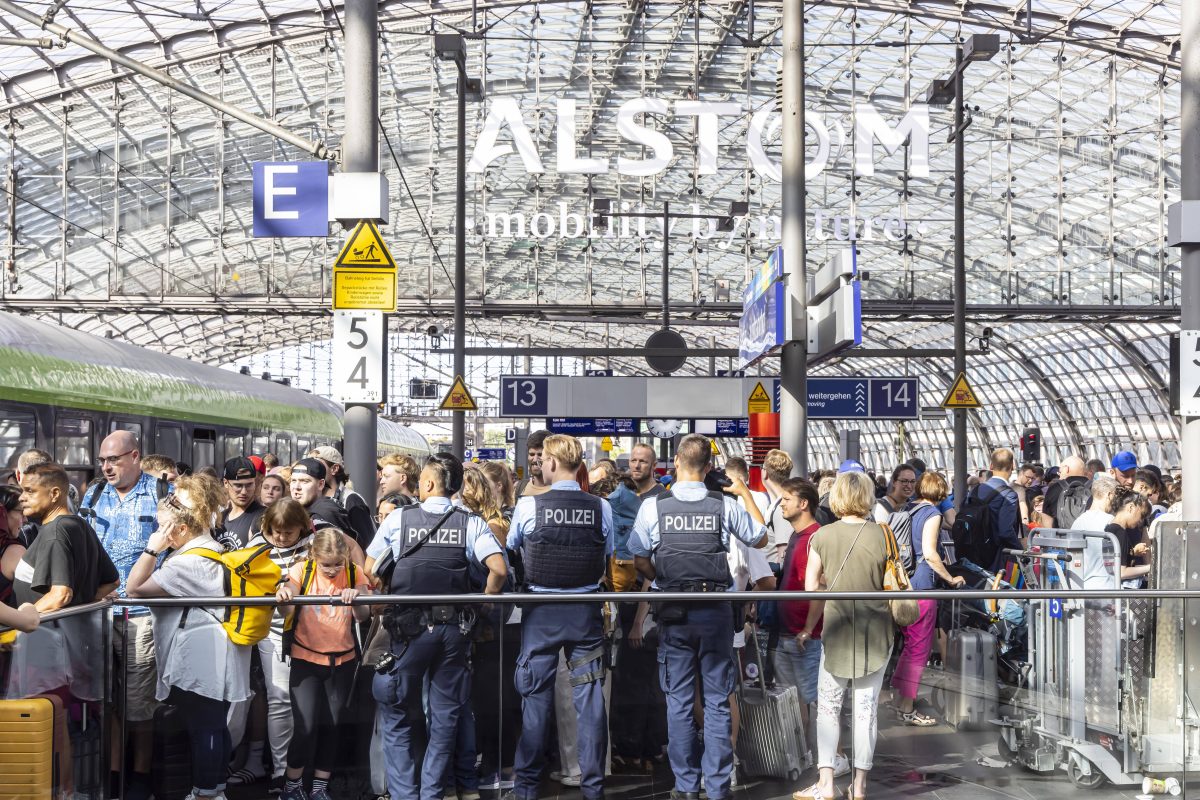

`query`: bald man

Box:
[81,431,169,797]
[1040,455,1090,529]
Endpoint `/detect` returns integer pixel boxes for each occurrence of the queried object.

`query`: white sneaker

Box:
[833,753,851,778]
[560,774,582,787]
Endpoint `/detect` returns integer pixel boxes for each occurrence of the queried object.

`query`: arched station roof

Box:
[0,1,1184,468]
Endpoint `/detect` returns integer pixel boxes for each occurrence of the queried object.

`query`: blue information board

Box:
[772,376,919,420]
[714,419,751,437]
[499,376,549,417]
[252,162,329,237]
[548,418,639,435]
[739,247,786,368]
[476,448,507,461]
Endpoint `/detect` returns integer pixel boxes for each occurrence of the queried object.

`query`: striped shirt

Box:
[247,532,314,639]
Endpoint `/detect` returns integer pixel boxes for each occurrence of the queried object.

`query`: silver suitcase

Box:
[946,627,999,730]
[736,632,809,781]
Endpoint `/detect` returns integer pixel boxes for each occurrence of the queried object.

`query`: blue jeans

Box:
[167,687,231,796]
[774,635,823,705]
[513,603,607,800]
[373,625,470,800]
[657,603,736,799]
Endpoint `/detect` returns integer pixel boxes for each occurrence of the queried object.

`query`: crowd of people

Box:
[0,430,1178,800]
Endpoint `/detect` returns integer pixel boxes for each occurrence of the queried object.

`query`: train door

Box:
[192,428,217,474]
[0,403,39,482]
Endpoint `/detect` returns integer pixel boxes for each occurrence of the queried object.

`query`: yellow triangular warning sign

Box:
[941,372,982,409]
[439,375,478,411]
[334,221,396,269]
[748,381,772,414]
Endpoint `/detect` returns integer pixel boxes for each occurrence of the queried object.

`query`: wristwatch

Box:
[142,547,160,558]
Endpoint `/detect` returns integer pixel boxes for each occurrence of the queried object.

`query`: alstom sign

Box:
[467,98,930,181]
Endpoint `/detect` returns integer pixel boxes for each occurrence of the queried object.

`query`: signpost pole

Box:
[779,0,808,475]
[341,0,379,510]
[452,64,468,458]
[952,47,968,510]
[1183,3,1200,519]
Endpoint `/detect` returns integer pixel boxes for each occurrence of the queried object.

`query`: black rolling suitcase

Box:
[151,705,192,800]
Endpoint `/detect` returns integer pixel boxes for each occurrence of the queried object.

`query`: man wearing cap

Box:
[221,456,267,546]
[1111,451,1138,487]
[290,458,351,533]
[309,446,375,547]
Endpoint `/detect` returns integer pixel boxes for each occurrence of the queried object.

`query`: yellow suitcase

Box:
[0,697,58,800]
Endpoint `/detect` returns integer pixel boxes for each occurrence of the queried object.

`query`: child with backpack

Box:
[275,529,371,800]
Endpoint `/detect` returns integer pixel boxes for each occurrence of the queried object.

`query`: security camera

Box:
[427,324,442,338]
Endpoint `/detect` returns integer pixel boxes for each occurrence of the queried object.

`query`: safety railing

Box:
[2,587,1195,799]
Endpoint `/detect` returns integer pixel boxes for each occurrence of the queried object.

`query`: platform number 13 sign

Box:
[333,310,386,404]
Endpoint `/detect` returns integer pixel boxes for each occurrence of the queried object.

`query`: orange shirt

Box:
[288,561,369,667]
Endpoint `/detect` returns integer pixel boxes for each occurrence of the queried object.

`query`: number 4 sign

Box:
[333,310,386,404]
[1181,330,1200,417]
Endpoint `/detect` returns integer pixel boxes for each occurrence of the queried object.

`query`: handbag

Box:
[880,522,921,627]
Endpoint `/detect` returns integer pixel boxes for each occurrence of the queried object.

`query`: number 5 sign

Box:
[333,310,386,404]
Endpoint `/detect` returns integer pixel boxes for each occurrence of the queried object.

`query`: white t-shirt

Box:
[1072,509,1117,590]
[760,487,791,563]
[728,536,774,648]
[151,535,253,703]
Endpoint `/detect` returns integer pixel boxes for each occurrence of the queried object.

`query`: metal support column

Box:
[779,0,808,475]
[342,0,379,510]
[452,70,468,458]
[953,48,968,508]
[1183,4,1200,519]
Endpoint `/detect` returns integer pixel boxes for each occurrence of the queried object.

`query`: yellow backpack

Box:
[187,544,282,646]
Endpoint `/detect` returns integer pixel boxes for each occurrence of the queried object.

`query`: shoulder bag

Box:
[827,521,920,628]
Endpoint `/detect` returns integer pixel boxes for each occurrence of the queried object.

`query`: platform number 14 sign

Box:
[333,310,386,404]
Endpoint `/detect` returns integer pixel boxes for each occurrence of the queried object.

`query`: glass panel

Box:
[155,424,183,462]
[0,410,36,473]
[296,438,311,458]
[108,419,142,440]
[274,434,293,465]
[54,416,92,466]
[192,429,216,473]
[224,433,246,462]
[252,434,270,458]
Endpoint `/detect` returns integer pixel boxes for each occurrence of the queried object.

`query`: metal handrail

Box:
[108,587,1200,607]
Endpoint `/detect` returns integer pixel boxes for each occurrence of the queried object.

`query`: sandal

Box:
[793,784,833,800]
[843,788,866,800]
[897,708,938,727]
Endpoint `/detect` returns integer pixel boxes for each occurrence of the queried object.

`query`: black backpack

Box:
[1055,480,1091,529]
[951,490,999,570]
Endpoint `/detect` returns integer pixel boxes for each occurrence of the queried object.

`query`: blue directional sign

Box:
[772,376,919,420]
[1049,599,1063,620]
[548,418,640,436]
[739,247,786,368]
[500,376,549,417]
[585,369,614,377]
[476,448,507,461]
[714,418,751,437]
[252,162,329,237]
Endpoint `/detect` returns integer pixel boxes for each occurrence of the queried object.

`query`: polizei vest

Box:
[653,491,730,592]
[390,506,471,596]
[522,490,606,589]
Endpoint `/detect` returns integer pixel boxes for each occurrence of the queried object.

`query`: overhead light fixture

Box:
[464,77,484,103]
[923,78,955,106]
[963,33,1001,63]
[434,33,465,65]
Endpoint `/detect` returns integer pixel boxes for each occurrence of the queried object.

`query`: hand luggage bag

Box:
[151,704,192,800]
[946,627,999,730]
[0,695,65,800]
[735,630,809,781]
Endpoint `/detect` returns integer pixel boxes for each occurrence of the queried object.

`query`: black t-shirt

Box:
[222,501,267,547]
[1043,475,1089,523]
[1104,522,1142,568]
[338,489,377,550]
[13,514,119,607]
[306,497,351,534]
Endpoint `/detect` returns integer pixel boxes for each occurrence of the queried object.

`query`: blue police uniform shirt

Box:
[507,480,615,593]
[629,481,767,589]
[83,471,164,597]
[367,495,503,573]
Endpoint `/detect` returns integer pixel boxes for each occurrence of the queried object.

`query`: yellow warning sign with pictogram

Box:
[941,372,982,409]
[439,375,478,411]
[748,382,772,415]
[600,437,613,452]
[334,221,396,269]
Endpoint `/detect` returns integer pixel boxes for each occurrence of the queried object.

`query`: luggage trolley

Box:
[997,528,1144,787]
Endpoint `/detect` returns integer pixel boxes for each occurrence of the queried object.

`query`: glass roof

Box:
[0,0,1184,468]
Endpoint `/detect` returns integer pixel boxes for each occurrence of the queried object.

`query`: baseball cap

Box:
[247,455,266,475]
[309,446,343,466]
[838,459,866,474]
[223,456,257,482]
[292,458,327,481]
[1111,451,1137,472]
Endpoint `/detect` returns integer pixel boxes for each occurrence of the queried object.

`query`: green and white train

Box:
[0,311,429,488]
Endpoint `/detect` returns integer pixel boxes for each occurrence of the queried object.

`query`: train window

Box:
[0,411,36,473]
[55,417,92,466]
[274,434,294,464]
[109,419,143,440]
[252,435,269,458]
[155,424,183,462]
[193,428,216,473]
[224,433,246,462]
[296,438,311,458]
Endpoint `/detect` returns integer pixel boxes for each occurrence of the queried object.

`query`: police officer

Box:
[503,434,614,800]
[629,434,768,800]
[365,453,507,800]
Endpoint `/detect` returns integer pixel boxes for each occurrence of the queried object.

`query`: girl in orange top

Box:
[275,530,371,800]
